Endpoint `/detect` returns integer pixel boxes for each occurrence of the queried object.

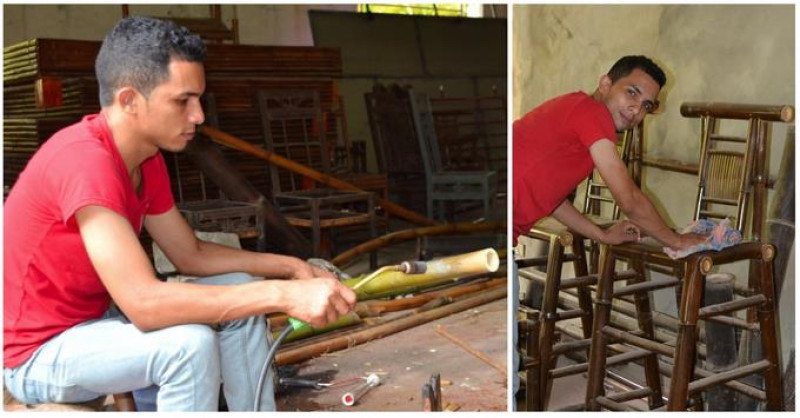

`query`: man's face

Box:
[138,60,206,152]
[595,68,660,132]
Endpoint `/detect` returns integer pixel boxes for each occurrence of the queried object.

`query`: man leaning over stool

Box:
[511,55,707,402]
[3,16,356,411]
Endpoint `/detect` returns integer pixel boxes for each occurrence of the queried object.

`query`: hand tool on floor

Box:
[341,373,381,406]
[278,377,333,390]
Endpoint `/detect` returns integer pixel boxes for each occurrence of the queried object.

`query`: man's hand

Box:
[290,259,337,281]
[601,220,641,245]
[282,278,357,328]
[670,232,710,251]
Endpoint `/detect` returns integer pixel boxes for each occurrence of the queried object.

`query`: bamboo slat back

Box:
[684,101,795,240]
[258,90,328,195]
[582,123,641,220]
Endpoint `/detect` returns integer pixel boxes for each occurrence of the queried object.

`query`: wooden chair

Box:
[515,126,640,410]
[411,91,497,222]
[257,90,376,265]
[584,102,792,411]
[365,84,497,222]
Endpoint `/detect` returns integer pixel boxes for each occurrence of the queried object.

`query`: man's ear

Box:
[117,87,139,114]
[597,74,612,94]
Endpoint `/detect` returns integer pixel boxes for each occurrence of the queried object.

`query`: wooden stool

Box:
[585,102,791,411]
[585,241,782,411]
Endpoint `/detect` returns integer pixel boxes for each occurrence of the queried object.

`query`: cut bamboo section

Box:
[343,248,500,300]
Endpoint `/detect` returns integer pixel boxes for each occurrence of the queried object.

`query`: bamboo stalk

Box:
[332,220,504,266]
[343,248,500,300]
[272,312,362,343]
[198,124,437,227]
[275,285,506,365]
[357,277,506,316]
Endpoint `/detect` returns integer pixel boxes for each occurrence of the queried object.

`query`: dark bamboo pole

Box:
[184,136,313,257]
[704,273,738,411]
[680,102,794,123]
[275,285,506,365]
[198,125,437,227]
[332,220,504,266]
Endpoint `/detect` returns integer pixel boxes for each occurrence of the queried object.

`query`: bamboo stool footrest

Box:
[552,308,586,321]
[552,338,592,356]
[550,349,650,378]
[698,294,767,319]
[614,277,680,297]
[595,395,643,411]
[559,274,597,289]
[704,314,760,331]
[606,387,653,403]
[602,326,675,357]
[687,360,772,394]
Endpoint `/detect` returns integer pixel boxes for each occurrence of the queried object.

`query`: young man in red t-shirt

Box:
[511,55,707,400]
[4,16,355,411]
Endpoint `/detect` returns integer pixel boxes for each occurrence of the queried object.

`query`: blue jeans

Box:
[3,272,275,411]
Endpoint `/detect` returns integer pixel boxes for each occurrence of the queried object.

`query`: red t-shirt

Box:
[512,91,617,245]
[3,113,174,368]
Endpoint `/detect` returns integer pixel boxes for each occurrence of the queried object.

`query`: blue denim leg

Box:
[3,316,221,411]
[190,272,275,411]
[4,272,274,411]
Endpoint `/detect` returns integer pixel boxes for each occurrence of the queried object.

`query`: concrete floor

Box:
[276,298,507,411]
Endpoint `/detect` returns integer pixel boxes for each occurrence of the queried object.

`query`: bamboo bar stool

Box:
[584,102,793,411]
[516,126,640,410]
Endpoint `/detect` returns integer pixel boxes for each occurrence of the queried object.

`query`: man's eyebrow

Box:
[177,91,203,98]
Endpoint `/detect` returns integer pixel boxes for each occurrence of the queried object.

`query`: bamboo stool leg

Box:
[571,238,594,339]
[584,244,615,411]
[538,235,565,410]
[667,256,706,410]
[755,245,784,411]
[629,258,665,409]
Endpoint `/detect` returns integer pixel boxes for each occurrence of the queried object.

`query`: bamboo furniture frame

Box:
[584,102,792,411]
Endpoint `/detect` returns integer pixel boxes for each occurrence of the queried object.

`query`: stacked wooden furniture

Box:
[515,126,641,410]
[429,95,507,194]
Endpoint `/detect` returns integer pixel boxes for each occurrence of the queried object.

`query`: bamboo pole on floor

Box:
[275,285,506,365]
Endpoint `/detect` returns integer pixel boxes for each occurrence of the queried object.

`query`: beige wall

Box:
[514,4,795,365]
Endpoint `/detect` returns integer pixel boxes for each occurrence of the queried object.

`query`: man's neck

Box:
[101,108,158,177]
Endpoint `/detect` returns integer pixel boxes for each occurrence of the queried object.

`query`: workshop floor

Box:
[276,298,507,411]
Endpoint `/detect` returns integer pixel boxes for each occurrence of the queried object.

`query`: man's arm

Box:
[144,206,325,280]
[75,205,355,331]
[589,139,706,250]
[551,200,639,245]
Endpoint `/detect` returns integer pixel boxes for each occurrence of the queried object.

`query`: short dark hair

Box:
[607,55,666,89]
[95,16,207,107]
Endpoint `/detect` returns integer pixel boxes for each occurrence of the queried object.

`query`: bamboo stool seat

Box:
[584,102,792,411]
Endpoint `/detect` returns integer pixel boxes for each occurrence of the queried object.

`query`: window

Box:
[357,4,483,18]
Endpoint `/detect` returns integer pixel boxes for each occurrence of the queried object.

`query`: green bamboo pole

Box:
[272,312,362,343]
[343,248,500,300]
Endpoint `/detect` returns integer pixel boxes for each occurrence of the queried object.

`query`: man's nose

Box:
[190,101,205,125]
